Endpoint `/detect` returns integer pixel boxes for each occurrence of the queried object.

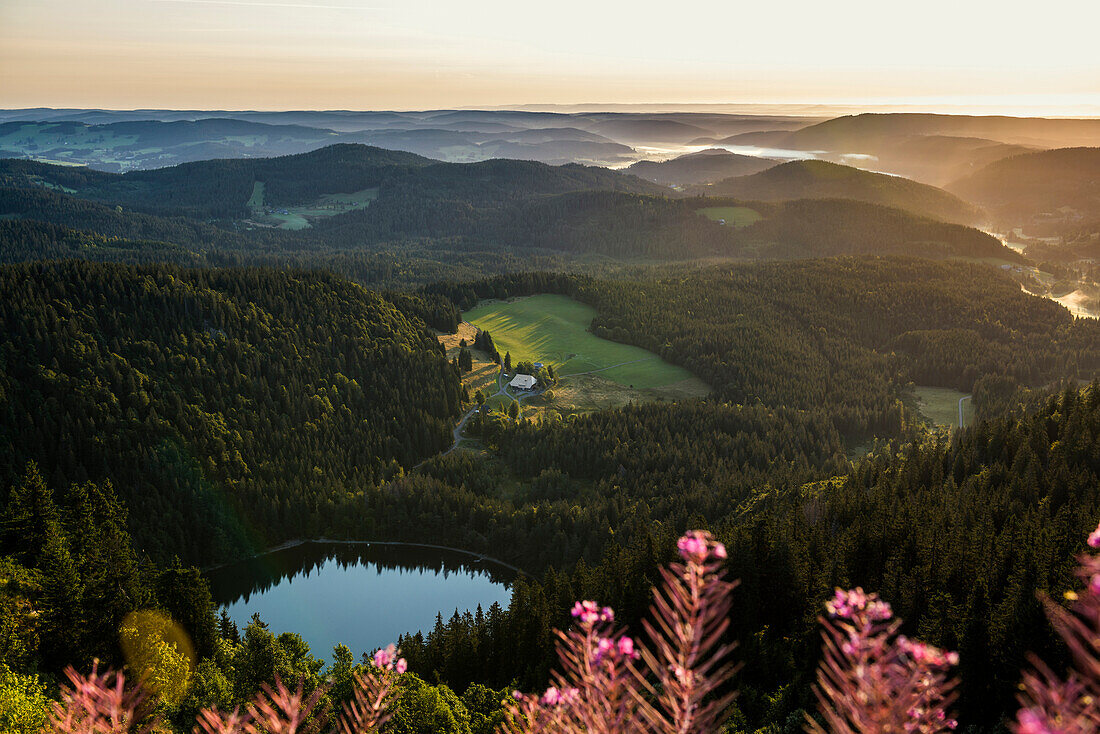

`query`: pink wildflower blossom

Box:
[1087,520,1100,549]
[1012,519,1100,733]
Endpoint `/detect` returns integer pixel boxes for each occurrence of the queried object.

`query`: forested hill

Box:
[396,381,1100,731]
[317,192,1020,262]
[430,258,1100,435]
[623,148,777,186]
[0,144,663,219]
[0,261,462,565]
[0,145,433,218]
[946,147,1100,232]
[694,160,983,224]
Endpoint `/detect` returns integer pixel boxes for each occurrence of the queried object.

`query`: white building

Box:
[509,374,538,391]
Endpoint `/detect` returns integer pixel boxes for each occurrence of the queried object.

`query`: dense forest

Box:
[429,259,1098,433]
[691,160,982,225]
[3,136,1100,733]
[0,145,1022,268]
[395,383,1100,730]
[0,261,462,565]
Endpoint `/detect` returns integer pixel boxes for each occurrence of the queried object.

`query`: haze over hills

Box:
[693,160,983,224]
[0,109,819,170]
[946,147,1100,238]
[721,113,1100,185]
[2,111,1099,734]
[0,150,1023,268]
[0,144,661,220]
[624,149,778,186]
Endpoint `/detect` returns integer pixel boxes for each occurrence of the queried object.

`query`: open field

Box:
[436,321,500,398]
[464,295,698,389]
[696,206,762,227]
[246,183,378,230]
[247,181,265,208]
[534,372,710,418]
[913,385,974,428]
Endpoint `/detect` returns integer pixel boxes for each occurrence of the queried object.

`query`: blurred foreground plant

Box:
[1011,521,1100,733]
[502,530,737,734]
[48,523,1100,733]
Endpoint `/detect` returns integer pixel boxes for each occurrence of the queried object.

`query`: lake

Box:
[205,541,516,663]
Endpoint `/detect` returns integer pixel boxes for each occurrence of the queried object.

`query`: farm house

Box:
[509,374,538,390]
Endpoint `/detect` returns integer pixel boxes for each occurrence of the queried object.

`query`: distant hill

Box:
[946,147,1100,238]
[865,135,1035,186]
[624,149,778,187]
[0,118,343,171]
[739,198,1019,261]
[693,160,983,224]
[750,114,1100,151]
[0,144,665,241]
[588,119,716,144]
[0,143,435,218]
[0,143,1021,267]
[431,191,1021,262]
[718,114,1100,185]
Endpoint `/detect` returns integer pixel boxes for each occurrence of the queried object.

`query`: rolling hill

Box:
[0,143,660,220]
[719,114,1100,185]
[693,160,983,224]
[624,149,778,187]
[946,147,1100,237]
[0,261,462,564]
[738,113,1100,151]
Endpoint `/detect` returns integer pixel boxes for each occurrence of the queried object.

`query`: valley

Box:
[3,105,1100,734]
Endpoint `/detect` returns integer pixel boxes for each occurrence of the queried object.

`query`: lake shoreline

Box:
[203,537,530,577]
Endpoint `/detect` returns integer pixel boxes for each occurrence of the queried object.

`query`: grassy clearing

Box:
[437,321,500,397]
[464,295,697,390]
[247,181,265,209]
[697,206,761,227]
[533,373,710,419]
[246,182,377,230]
[913,386,974,428]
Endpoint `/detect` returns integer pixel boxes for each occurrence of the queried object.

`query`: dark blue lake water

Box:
[205,542,515,663]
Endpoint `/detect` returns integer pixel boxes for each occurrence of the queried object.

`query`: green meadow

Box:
[246,182,378,230]
[696,206,762,227]
[913,385,974,428]
[463,294,698,390]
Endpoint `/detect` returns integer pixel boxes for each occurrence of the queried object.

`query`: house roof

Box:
[509,374,537,389]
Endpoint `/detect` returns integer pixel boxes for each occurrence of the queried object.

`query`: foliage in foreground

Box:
[41,524,1100,732]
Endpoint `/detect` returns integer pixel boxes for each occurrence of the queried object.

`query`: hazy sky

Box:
[2,0,1099,113]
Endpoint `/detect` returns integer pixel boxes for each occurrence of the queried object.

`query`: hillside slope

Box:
[624,149,777,186]
[946,147,1100,237]
[0,262,462,565]
[0,144,662,220]
[694,160,983,224]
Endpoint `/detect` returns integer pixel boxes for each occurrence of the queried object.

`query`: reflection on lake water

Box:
[205,542,516,663]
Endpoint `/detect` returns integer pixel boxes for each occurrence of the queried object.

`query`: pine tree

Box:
[38,522,85,671]
[3,461,60,565]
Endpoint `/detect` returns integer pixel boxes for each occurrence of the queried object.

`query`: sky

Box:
[2,0,1099,114]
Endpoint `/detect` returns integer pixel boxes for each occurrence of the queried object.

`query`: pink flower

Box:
[571,600,602,624]
[372,644,397,669]
[712,542,728,560]
[540,687,562,706]
[1090,574,1100,596]
[600,606,615,622]
[617,636,635,658]
[1016,709,1055,734]
[394,658,407,674]
[677,533,708,564]
[825,587,893,621]
[1088,520,1100,548]
[595,637,614,662]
